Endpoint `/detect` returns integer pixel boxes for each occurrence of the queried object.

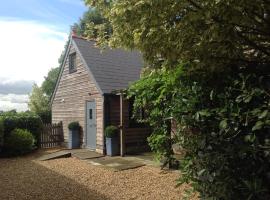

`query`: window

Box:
[89,109,93,119]
[69,53,76,73]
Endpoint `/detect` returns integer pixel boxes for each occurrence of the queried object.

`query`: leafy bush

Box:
[4,129,34,155]
[105,125,118,138]
[0,112,42,146]
[170,71,270,199]
[128,66,270,199]
[68,121,80,130]
[37,110,51,124]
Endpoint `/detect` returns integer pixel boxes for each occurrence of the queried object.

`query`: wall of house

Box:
[51,42,104,153]
[106,95,151,154]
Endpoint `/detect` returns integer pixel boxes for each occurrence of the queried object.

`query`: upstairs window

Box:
[69,53,76,73]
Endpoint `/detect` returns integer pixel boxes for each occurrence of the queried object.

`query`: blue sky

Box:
[0,0,87,111]
[0,0,87,32]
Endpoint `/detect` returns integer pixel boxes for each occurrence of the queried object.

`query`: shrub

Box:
[4,129,34,155]
[105,125,118,138]
[0,112,42,146]
[68,121,80,130]
[128,66,270,199]
[37,110,51,124]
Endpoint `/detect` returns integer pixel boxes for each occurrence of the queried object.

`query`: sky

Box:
[0,0,87,111]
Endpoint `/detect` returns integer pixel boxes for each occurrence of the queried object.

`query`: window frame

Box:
[69,52,77,73]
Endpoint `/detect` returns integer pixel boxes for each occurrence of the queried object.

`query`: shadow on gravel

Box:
[0,156,110,200]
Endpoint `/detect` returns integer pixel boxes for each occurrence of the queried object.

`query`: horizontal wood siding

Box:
[51,43,104,153]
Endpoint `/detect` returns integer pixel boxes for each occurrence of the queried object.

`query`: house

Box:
[51,35,151,155]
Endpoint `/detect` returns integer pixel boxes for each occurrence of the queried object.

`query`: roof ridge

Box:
[71,35,97,43]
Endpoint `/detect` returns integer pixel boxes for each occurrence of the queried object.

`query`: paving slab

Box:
[38,151,71,161]
[86,156,145,171]
[71,150,104,160]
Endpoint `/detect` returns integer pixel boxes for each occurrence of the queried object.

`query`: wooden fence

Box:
[40,122,64,148]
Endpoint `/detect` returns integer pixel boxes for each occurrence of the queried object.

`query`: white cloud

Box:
[0,94,29,104]
[0,94,29,112]
[0,18,68,85]
[0,18,68,111]
[0,79,34,94]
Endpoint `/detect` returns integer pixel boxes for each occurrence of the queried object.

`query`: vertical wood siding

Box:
[51,43,104,153]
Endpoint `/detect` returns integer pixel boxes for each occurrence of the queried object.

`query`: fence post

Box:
[59,121,64,146]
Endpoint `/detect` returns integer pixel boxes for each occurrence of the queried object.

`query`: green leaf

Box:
[198,169,206,177]
[252,121,264,131]
[219,119,228,129]
[258,110,268,119]
[210,90,214,100]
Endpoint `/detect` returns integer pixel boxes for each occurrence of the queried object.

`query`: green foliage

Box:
[28,84,51,123]
[174,72,270,200]
[68,122,80,131]
[129,66,270,199]
[85,0,270,69]
[104,125,118,138]
[4,129,34,155]
[41,67,60,97]
[84,0,270,198]
[73,8,112,40]
[0,112,42,146]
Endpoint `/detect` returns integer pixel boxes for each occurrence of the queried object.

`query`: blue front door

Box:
[86,101,96,149]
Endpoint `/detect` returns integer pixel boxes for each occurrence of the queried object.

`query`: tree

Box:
[28,66,60,123]
[73,8,110,37]
[72,7,112,45]
[85,0,269,70]
[41,67,60,97]
[28,84,50,123]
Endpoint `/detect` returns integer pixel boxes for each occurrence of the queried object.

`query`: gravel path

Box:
[0,151,197,200]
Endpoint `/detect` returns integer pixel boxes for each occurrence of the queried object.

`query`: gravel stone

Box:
[0,150,197,200]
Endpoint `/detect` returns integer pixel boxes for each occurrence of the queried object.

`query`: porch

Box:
[104,93,152,156]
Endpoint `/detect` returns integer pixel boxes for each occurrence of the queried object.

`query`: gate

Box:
[40,122,64,148]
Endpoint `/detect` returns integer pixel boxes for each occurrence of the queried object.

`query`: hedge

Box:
[4,128,34,155]
[0,112,42,147]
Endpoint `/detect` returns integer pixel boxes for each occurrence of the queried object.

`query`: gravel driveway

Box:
[0,150,197,200]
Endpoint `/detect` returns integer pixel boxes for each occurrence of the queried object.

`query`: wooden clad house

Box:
[51,35,151,155]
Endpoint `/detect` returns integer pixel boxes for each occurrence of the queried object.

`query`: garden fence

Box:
[40,122,64,148]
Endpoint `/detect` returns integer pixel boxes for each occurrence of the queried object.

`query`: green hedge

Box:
[4,128,34,155]
[0,112,42,147]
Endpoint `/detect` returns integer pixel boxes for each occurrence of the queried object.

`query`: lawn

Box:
[0,150,197,200]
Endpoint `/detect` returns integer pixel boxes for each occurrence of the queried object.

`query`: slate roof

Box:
[72,37,143,94]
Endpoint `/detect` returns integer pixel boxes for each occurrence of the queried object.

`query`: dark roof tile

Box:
[73,37,143,94]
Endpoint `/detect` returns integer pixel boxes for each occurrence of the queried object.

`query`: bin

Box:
[68,130,80,149]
